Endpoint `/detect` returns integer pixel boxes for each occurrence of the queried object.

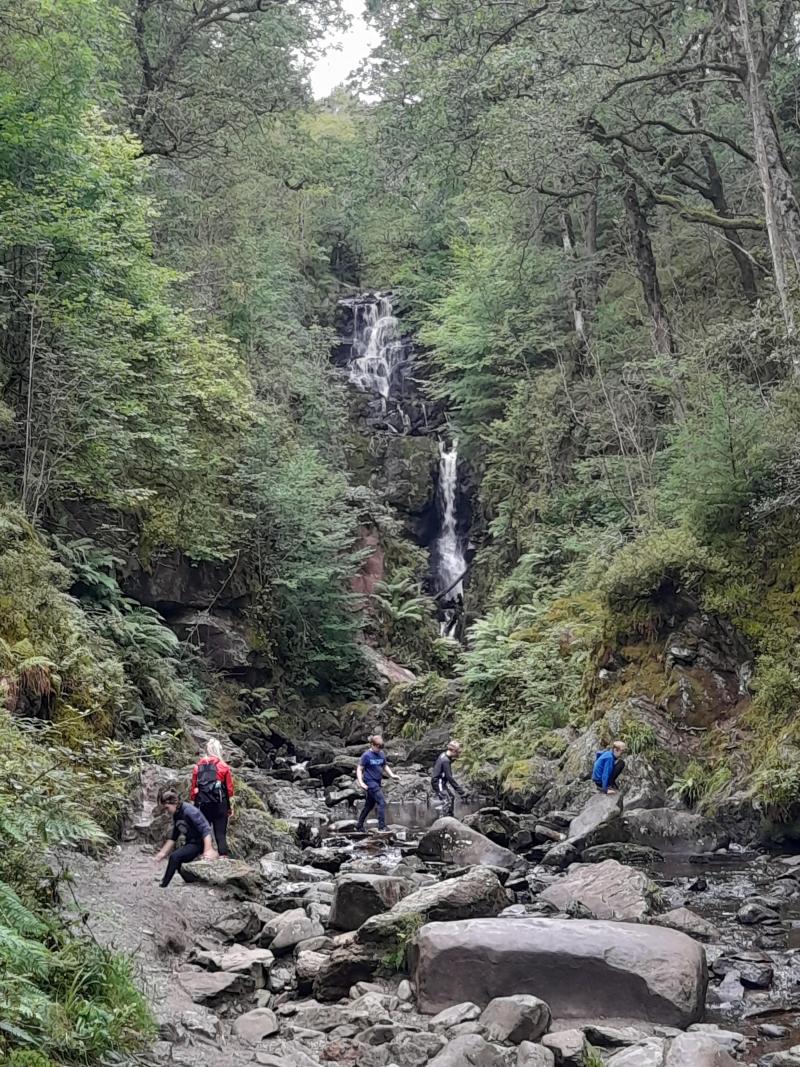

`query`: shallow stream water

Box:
[649,852,800,1058]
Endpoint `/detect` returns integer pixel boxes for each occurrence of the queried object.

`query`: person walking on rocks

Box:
[153,788,218,886]
[431,739,466,817]
[191,738,235,857]
[355,734,400,832]
[592,740,628,794]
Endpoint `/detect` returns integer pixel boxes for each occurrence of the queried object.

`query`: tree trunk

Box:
[559,209,588,348]
[623,183,675,358]
[698,140,758,302]
[737,0,800,346]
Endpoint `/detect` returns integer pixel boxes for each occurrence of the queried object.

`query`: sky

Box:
[310,0,380,99]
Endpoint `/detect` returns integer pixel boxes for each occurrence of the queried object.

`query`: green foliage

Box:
[379,913,424,974]
[668,760,733,814]
[0,710,153,1062]
[369,572,439,672]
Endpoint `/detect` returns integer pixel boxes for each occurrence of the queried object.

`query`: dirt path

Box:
[64,842,258,1066]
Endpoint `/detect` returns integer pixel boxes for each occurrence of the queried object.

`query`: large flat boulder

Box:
[414,916,707,1027]
[539,859,661,921]
[329,873,412,931]
[622,808,727,853]
[417,817,518,869]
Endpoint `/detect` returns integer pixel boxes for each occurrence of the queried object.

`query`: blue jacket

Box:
[592,749,618,792]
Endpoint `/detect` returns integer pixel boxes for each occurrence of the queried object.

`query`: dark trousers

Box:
[199,800,230,856]
[357,786,386,830]
[433,784,455,816]
[596,758,626,791]
[161,841,203,886]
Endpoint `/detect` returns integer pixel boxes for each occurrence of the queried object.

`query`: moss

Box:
[535,731,568,759]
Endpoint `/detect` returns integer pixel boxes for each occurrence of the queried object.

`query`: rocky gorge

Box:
[65,706,800,1067]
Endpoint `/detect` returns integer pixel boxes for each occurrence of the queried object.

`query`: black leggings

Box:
[161,841,203,886]
[199,800,230,856]
[596,758,626,790]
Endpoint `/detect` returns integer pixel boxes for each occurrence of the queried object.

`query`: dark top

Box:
[432,752,464,796]
[359,749,387,789]
[171,801,212,843]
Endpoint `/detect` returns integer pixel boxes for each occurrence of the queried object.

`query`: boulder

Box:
[178,968,252,1004]
[517,1045,556,1067]
[580,843,663,866]
[187,858,263,897]
[567,792,624,849]
[358,866,509,951]
[232,1008,279,1043]
[463,808,521,847]
[385,865,508,923]
[541,1029,590,1066]
[622,808,728,853]
[262,908,324,954]
[606,1041,668,1066]
[313,939,380,1001]
[427,1034,512,1066]
[664,1033,737,1065]
[653,907,720,942]
[388,1030,447,1063]
[711,949,773,988]
[296,950,328,993]
[417,817,518,869]
[431,1002,482,1030]
[480,995,551,1044]
[538,860,661,922]
[329,874,413,931]
[414,916,707,1027]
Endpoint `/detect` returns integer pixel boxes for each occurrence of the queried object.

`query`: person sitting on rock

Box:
[153,788,218,887]
[431,739,467,817]
[592,741,628,794]
[355,734,400,832]
[190,738,235,858]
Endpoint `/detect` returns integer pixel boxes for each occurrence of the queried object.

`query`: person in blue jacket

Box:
[592,741,628,794]
[355,734,400,832]
[153,788,218,886]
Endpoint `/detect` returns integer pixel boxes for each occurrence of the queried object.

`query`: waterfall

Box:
[348,296,407,401]
[433,440,466,636]
[338,292,469,639]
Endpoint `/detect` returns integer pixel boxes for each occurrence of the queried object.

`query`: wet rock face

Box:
[414,916,708,1027]
[664,613,752,727]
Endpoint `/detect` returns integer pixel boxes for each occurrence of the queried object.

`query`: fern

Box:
[0,882,47,938]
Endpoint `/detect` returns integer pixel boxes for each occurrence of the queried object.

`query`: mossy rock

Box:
[381,436,439,514]
[501,755,553,811]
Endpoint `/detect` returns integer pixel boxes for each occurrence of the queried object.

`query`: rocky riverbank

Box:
[65,716,800,1067]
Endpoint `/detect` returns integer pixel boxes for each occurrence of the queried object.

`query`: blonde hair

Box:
[612,740,628,754]
[206,738,223,760]
[447,739,462,755]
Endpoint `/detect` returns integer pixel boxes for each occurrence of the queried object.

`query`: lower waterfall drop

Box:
[433,439,467,637]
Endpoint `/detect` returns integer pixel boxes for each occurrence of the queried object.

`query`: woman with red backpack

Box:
[190,738,235,857]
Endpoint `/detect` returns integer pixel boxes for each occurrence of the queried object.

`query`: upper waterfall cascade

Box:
[347,295,408,401]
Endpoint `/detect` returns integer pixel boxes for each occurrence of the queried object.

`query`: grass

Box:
[379,913,424,974]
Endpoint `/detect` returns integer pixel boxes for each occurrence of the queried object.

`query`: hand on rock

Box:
[203,848,219,862]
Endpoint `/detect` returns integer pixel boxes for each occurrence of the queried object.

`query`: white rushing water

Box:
[434,440,466,635]
[348,297,406,401]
